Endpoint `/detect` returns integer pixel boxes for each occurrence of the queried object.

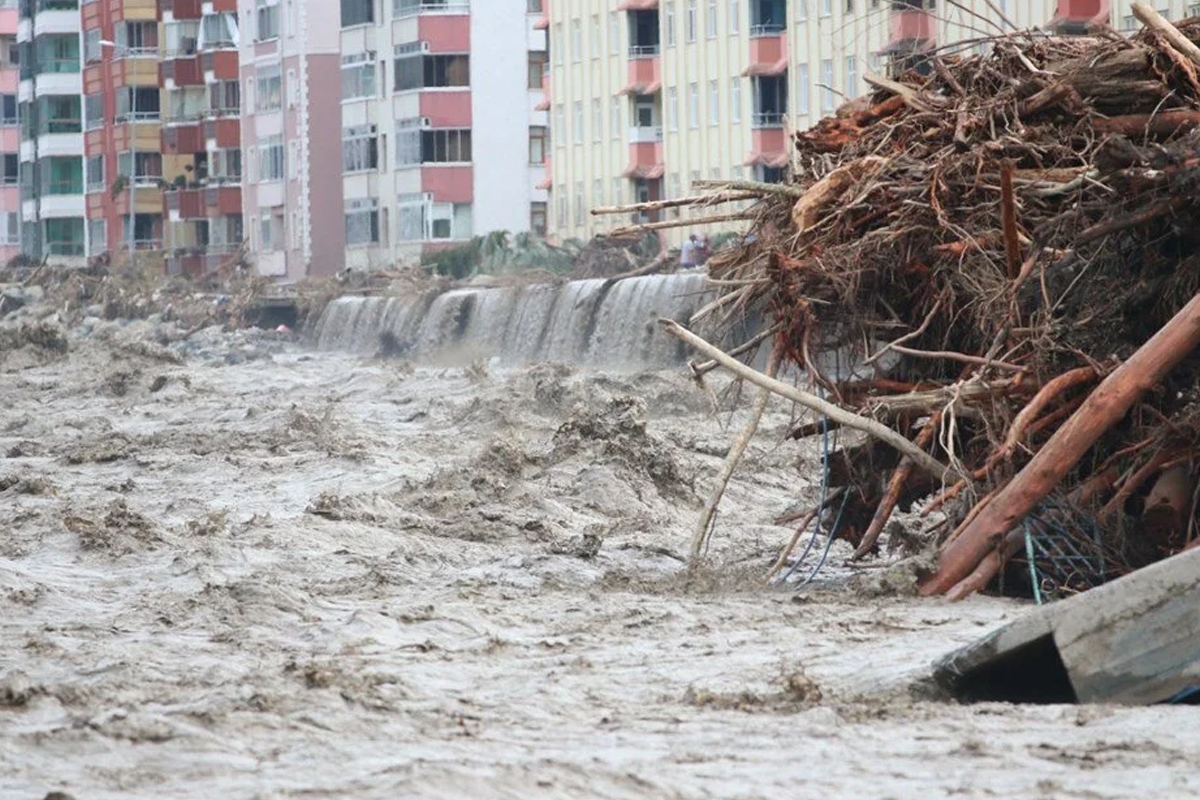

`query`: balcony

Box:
[164,184,241,218]
[888,7,936,42]
[751,111,785,128]
[749,0,786,35]
[628,44,659,58]
[393,0,470,18]
[628,125,662,143]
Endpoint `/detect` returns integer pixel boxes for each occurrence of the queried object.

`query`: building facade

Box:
[159,0,245,277]
[1,0,19,264]
[543,0,1185,246]
[18,0,87,261]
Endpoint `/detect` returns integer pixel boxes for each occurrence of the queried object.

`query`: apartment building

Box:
[159,0,245,277]
[232,0,548,279]
[546,0,1133,246]
[82,0,164,263]
[1,0,19,263]
[17,0,87,261]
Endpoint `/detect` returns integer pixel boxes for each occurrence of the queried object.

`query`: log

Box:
[660,320,966,484]
[1000,161,1022,280]
[1093,110,1200,138]
[1132,3,1200,70]
[920,291,1200,597]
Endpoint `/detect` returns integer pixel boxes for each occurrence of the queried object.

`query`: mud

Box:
[2,322,1199,799]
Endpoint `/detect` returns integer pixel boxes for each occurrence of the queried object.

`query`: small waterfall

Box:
[312,272,730,368]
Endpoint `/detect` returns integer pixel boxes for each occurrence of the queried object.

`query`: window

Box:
[552,23,563,63]
[845,56,857,98]
[821,59,834,111]
[667,86,678,130]
[209,80,241,115]
[341,0,374,27]
[592,98,602,141]
[85,155,104,192]
[612,177,623,206]
[84,28,101,63]
[87,219,106,256]
[36,95,81,135]
[409,128,472,163]
[118,151,163,184]
[686,0,697,42]
[343,124,379,172]
[1,94,17,126]
[345,198,380,246]
[256,65,282,111]
[729,0,740,33]
[199,13,237,49]
[572,100,583,143]
[573,181,584,225]
[730,77,741,123]
[688,81,699,128]
[394,48,470,91]
[342,52,377,100]
[116,87,159,120]
[2,153,17,185]
[43,219,86,257]
[257,0,280,40]
[797,63,810,114]
[530,202,547,236]
[709,79,719,125]
[117,21,158,53]
[611,96,621,139]
[527,0,543,10]
[212,148,242,181]
[666,2,676,46]
[556,195,567,228]
[706,0,717,36]
[820,0,831,16]
[609,11,619,54]
[592,178,602,210]
[590,15,600,58]
[554,105,565,147]
[260,213,274,251]
[798,0,807,20]
[528,51,546,89]
[41,157,83,196]
[529,125,548,163]
[287,139,298,179]
[259,135,284,181]
[2,213,17,247]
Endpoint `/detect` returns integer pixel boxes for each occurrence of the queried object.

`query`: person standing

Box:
[680,234,699,269]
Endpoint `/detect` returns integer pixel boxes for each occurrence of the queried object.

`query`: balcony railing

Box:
[749,22,786,36]
[628,125,663,142]
[751,110,785,127]
[394,0,470,18]
[41,179,84,194]
[46,241,85,256]
[114,46,160,59]
[628,44,660,57]
[39,118,82,134]
[35,58,81,75]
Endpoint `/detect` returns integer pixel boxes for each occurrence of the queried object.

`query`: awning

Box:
[618,80,662,96]
[616,0,659,9]
[623,163,665,179]
[535,98,550,111]
[536,177,553,190]
[742,58,788,77]
[533,15,549,29]
[744,151,789,168]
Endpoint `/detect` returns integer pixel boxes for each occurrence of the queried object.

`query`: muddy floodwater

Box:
[2,322,1199,799]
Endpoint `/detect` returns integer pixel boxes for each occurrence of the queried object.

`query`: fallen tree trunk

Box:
[920,291,1200,598]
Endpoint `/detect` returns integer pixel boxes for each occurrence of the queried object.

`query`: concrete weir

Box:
[312,273,725,368]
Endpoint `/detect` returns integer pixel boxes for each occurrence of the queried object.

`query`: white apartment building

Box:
[236,0,548,278]
[17,0,88,261]
[544,0,1095,247]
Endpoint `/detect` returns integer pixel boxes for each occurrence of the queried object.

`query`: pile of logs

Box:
[663,6,1200,599]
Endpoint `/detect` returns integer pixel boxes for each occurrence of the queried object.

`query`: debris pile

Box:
[672,6,1200,598]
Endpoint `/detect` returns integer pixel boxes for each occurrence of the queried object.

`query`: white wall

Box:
[470,0,535,236]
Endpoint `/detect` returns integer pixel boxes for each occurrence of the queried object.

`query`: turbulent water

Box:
[313,273,733,367]
[4,308,1200,799]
